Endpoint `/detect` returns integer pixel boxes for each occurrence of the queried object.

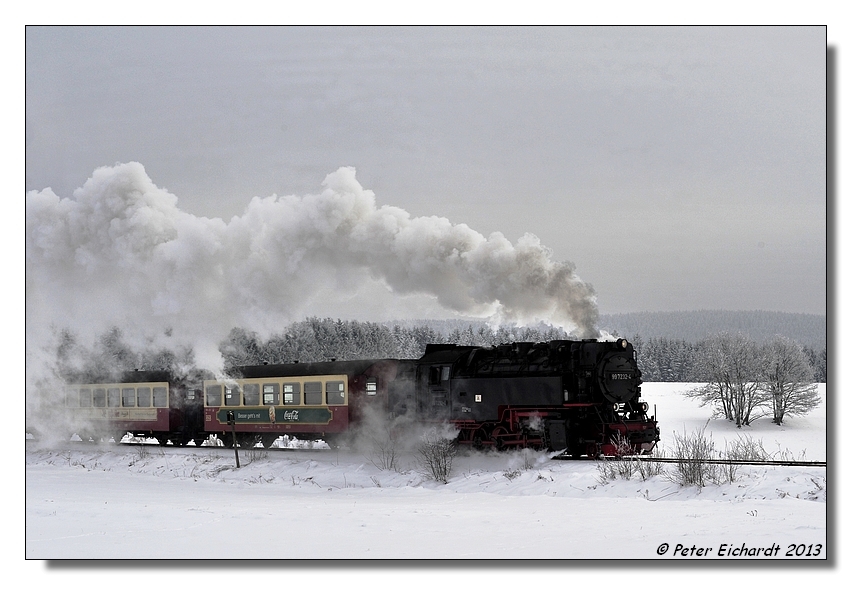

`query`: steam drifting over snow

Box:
[26,162,598,370]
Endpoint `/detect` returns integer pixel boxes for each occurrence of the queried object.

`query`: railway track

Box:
[642,457,825,467]
[581,455,827,467]
[28,438,827,467]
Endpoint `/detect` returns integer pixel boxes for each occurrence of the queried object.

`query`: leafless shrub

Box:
[596,455,640,483]
[503,469,522,481]
[667,424,722,487]
[366,431,401,472]
[244,448,267,463]
[356,404,404,472]
[518,448,537,471]
[725,434,769,462]
[635,451,666,481]
[596,433,658,483]
[416,428,458,484]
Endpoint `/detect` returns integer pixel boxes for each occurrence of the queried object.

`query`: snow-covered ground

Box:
[26,383,827,561]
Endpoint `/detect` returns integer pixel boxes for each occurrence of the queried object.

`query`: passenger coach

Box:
[203,359,399,449]
[62,370,202,446]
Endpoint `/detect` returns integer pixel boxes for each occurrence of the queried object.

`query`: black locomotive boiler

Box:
[391,338,658,456]
[59,338,659,457]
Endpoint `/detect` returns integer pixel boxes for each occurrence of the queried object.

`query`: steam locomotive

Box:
[59,338,659,457]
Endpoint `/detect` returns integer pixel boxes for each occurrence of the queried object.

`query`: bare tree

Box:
[687,333,763,427]
[760,336,821,425]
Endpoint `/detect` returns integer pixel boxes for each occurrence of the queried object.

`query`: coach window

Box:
[93,388,106,408]
[304,381,322,405]
[137,387,152,407]
[283,382,300,405]
[243,384,260,406]
[366,377,377,396]
[263,384,278,406]
[107,388,120,407]
[122,388,136,407]
[206,385,222,407]
[326,381,345,405]
[79,388,92,407]
[225,384,241,407]
[153,387,168,407]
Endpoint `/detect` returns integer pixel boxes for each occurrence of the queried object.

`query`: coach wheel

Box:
[193,438,205,447]
[156,436,169,446]
[239,434,258,450]
[259,434,278,449]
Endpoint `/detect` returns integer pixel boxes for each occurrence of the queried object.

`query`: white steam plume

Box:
[26,162,598,372]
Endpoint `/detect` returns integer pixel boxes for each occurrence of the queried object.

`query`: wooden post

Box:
[227,410,240,469]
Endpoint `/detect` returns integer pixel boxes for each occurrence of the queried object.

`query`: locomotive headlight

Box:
[640,402,649,412]
[618,338,628,349]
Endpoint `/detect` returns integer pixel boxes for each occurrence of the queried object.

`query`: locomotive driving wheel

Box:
[472,427,490,450]
[491,426,509,450]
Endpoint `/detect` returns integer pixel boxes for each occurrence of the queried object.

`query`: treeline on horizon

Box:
[599,309,826,349]
[53,314,827,384]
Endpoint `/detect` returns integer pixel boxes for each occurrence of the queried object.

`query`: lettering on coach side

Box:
[284,410,300,421]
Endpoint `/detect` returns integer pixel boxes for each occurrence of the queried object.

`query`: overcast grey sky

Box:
[25,26,826,317]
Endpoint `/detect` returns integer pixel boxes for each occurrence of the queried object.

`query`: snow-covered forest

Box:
[49,316,826,386]
[599,310,826,348]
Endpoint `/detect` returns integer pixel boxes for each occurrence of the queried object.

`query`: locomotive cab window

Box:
[326,381,345,405]
[429,366,450,385]
[366,377,377,396]
[304,382,322,405]
[243,384,260,406]
[263,384,278,406]
[283,382,300,405]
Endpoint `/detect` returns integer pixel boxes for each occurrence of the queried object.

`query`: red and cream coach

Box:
[202,359,400,449]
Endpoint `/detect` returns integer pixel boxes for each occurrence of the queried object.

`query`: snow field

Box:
[26,383,826,562]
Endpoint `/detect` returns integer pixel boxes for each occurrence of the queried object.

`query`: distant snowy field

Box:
[26,383,826,563]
